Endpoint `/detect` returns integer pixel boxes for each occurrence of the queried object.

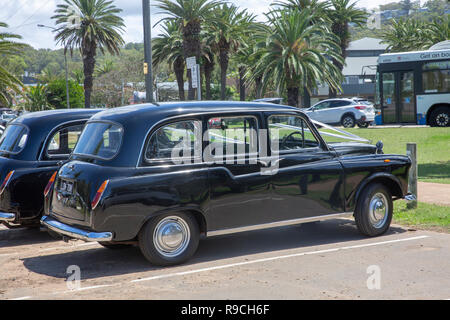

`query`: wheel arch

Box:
[426,103,450,125]
[138,207,207,238]
[341,112,355,122]
[351,173,403,212]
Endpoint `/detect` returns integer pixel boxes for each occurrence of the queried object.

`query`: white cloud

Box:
[1,0,395,49]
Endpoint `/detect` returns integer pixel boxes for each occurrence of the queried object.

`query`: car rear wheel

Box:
[354,183,393,237]
[341,115,355,128]
[138,212,199,266]
[429,107,450,127]
[357,122,369,128]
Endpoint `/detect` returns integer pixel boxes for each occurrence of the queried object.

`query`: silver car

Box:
[304,98,375,128]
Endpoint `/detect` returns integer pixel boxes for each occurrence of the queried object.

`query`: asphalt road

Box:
[0,219,449,300]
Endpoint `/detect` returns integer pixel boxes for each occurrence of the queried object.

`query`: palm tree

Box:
[152,20,186,101]
[95,59,115,77]
[272,0,330,18]
[234,24,264,101]
[52,0,125,108]
[0,22,24,106]
[200,37,215,100]
[25,83,51,111]
[251,9,343,107]
[380,18,426,52]
[327,0,368,97]
[206,4,256,100]
[156,0,221,100]
[422,15,450,49]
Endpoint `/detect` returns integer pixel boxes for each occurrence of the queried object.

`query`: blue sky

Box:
[1,0,404,49]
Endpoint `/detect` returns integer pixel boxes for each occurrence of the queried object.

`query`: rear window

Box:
[73,122,122,160]
[0,124,28,154]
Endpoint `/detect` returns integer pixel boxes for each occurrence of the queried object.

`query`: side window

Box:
[333,101,350,108]
[46,124,84,158]
[314,102,330,110]
[268,115,320,152]
[145,120,202,163]
[206,116,258,159]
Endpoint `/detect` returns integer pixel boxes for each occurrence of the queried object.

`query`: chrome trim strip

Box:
[0,212,16,222]
[207,212,354,237]
[40,215,113,242]
[404,193,417,201]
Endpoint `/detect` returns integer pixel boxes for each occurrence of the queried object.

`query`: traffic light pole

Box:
[142,0,154,103]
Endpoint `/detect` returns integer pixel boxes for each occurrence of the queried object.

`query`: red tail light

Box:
[0,171,14,195]
[44,171,57,197]
[91,180,109,210]
[354,105,366,110]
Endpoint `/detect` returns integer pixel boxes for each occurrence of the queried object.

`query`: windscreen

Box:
[0,124,28,154]
[73,122,123,160]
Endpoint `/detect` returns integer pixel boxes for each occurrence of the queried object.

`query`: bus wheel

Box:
[430,107,450,127]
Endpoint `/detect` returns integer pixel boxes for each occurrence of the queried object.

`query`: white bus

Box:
[376,45,450,126]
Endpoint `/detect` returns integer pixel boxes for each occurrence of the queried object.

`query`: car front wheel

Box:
[341,115,356,128]
[354,183,393,237]
[138,212,199,266]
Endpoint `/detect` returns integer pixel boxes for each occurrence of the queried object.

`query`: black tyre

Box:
[341,115,356,128]
[138,212,199,266]
[99,242,134,249]
[429,107,450,127]
[354,183,393,237]
[357,122,369,128]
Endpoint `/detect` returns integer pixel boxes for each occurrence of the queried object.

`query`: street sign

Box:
[186,56,196,69]
[191,64,198,89]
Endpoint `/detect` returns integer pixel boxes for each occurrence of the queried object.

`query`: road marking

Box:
[38,242,98,252]
[10,296,32,300]
[0,253,14,257]
[7,235,431,299]
[132,235,430,283]
[62,284,114,293]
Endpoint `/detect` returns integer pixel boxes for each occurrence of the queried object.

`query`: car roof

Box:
[85,101,304,167]
[13,108,103,128]
[315,98,355,103]
[8,108,103,161]
[91,101,301,124]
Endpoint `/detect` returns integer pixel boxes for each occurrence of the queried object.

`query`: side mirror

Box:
[376,140,384,154]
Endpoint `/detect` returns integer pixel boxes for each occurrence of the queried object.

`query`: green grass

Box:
[393,200,450,233]
[346,127,450,184]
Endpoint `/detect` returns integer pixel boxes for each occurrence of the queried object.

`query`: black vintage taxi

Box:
[41,102,414,266]
[0,109,101,228]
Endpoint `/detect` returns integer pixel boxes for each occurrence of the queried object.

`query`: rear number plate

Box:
[60,180,73,193]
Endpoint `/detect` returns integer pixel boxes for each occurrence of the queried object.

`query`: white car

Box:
[304,98,375,128]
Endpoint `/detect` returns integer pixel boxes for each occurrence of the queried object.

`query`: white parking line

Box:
[38,242,98,252]
[132,235,430,283]
[7,234,431,299]
[10,296,32,300]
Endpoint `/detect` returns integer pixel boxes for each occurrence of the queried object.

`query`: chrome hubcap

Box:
[436,113,449,126]
[343,117,354,127]
[153,216,190,257]
[369,193,388,228]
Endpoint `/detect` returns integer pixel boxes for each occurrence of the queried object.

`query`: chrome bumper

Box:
[404,193,417,201]
[0,212,16,222]
[40,215,113,242]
